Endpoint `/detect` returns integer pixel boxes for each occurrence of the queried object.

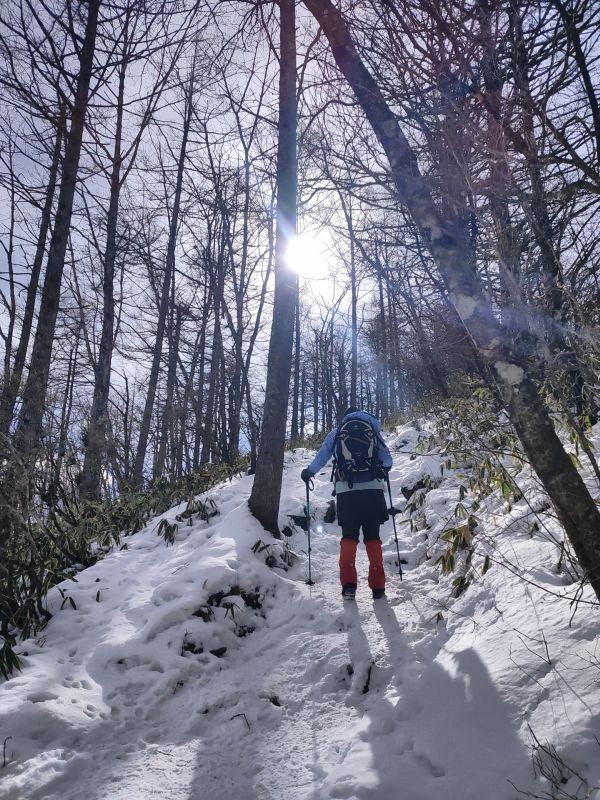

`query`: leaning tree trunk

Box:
[303,0,600,599]
[13,0,101,462]
[247,0,297,536]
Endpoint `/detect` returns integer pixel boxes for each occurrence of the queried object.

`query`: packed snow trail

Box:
[1,427,599,799]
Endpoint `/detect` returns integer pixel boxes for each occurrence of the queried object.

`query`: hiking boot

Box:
[342,583,356,600]
[372,588,386,600]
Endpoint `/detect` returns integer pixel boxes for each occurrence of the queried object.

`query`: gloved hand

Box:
[301,468,314,484]
[377,464,391,480]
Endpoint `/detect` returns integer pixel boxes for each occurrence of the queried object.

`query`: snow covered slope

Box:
[1,427,599,800]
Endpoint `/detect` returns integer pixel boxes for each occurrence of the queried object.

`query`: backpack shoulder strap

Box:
[330,425,340,482]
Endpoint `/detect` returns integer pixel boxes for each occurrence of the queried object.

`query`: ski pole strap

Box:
[306,479,313,501]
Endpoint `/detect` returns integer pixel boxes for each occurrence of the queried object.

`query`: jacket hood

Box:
[341,410,380,426]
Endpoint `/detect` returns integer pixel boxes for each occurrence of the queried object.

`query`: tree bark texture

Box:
[248,0,297,535]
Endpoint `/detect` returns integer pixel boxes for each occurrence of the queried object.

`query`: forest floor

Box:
[1,425,600,800]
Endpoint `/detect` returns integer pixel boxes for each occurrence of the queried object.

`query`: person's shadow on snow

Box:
[343,601,379,696]
[367,600,536,799]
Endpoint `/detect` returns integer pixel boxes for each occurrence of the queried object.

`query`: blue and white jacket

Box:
[308,411,392,494]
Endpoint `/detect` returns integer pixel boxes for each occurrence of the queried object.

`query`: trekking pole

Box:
[386,473,403,580]
[305,477,315,585]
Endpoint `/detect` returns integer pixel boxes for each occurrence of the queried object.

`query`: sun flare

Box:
[285,230,330,280]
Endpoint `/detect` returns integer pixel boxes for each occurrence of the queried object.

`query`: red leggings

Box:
[339,524,385,590]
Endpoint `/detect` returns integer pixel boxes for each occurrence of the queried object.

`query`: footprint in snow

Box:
[348,659,376,696]
[412,748,446,778]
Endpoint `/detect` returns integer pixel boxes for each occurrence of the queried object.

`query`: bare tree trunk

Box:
[193,332,207,469]
[175,323,203,474]
[509,3,564,328]
[248,0,297,535]
[1,141,18,389]
[49,327,80,504]
[476,3,522,322]
[245,377,258,474]
[192,285,210,470]
[200,293,223,465]
[321,337,327,431]
[80,48,127,499]
[326,320,334,427]
[337,337,348,413]
[509,1,594,419]
[303,0,600,599]
[350,230,358,409]
[549,0,600,165]
[313,334,319,434]
[154,304,181,477]
[0,111,64,437]
[385,286,397,412]
[290,280,300,440]
[14,0,101,461]
[300,364,306,437]
[119,376,133,483]
[132,66,194,487]
[377,267,388,421]
[339,192,358,406]
[218,348,229,462]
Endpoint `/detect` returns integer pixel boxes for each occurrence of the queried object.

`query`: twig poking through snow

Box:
[231,713,250,731]
[2,736,12,768]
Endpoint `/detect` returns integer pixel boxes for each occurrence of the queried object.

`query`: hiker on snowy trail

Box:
[301,407,393,601]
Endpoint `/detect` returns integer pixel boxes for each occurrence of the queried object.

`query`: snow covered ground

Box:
[1,425,600,800]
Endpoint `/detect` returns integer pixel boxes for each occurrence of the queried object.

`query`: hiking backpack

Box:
[332,417,381,488]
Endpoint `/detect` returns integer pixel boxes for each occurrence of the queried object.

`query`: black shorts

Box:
[337,489,389,529]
